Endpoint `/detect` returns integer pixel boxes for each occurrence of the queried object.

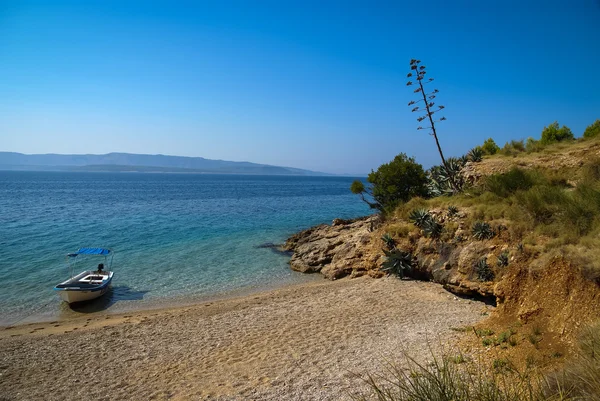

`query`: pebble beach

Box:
[0,276,488,400]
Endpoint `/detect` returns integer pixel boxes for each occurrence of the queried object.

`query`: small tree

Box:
[481,138,500,155]
[407,59,458,192]
[540,121,574,145]
[351,153,428,212]
[584,119,600,139]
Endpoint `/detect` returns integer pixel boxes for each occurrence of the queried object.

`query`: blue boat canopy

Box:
[68,247,112,257]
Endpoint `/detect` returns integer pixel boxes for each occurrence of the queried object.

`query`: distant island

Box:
[0,152,329,176]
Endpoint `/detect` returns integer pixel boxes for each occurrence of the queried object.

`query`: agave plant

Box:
[427,158,466,197]
[497,251,509,267]
[476,258,495,282]
[409,208,432,228]
[472,221,495,240]
[382,249,414,278]
[381,233,396,251]
[468,147,484,162]
[447,205,458,217]
[423,218,443,239]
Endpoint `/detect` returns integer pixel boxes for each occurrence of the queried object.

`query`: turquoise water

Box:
[0,171,369,325]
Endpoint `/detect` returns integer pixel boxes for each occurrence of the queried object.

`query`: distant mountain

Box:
[0,152,329,176]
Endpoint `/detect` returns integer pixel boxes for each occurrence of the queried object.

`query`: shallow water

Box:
[0,171,369,325]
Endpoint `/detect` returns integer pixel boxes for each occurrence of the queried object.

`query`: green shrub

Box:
[485,168,540,198]
[351,153,428,212]
[481,138,500,155]
[583,119,600,139]
[501,139,526,156]
[448,205,459,217]
[516,185,568,224]
[525,137,544,153]
[540,121,574,145]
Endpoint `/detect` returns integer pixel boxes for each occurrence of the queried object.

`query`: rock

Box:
[284,215,379,280]
[458,242,488,276]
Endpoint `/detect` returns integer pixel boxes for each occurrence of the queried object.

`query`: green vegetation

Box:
[409,208,431,228]
[350,153,428,213]
[468,147,484,162]
[381,233,396,250]
[540,121,574,145]
[382,249,414,278]
[427,157,467,196]
[485,168,539,197]
[497,251,509,267]
[481,138,500,155]
[583,119,600,139]
[355,322,600,401]
[500,139,526,156]
[472,221,495,240]
[476,258,494,281]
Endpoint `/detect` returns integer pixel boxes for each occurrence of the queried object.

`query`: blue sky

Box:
[1,0,599,175]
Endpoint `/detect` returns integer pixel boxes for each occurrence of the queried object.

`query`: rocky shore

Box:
[283,213,497,302]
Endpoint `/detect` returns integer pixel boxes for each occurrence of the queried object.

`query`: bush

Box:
[583,119,600,139]
[540,121,574,145]
[485,168,540,198]
[516,185,568,224]
[525,137,544,153]
[351,153,428,213]
[481,138,500,155]
[501,139,526,156]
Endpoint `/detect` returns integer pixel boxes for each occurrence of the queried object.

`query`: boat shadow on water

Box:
[65,285,149,313]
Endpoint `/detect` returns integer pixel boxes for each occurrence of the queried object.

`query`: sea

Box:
[0,171,370,325]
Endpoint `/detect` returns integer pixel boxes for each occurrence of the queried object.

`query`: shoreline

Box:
[2,269,323,328]
[1,276,491,400]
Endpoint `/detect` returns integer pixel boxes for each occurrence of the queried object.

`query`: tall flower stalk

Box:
[407,59,458,192]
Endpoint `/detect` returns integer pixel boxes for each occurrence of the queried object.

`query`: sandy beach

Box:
[0,277,489,400]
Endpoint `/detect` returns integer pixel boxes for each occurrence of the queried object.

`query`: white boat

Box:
[54,247,114,304]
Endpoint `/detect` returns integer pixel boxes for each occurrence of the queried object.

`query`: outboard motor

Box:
[97,263,104,273]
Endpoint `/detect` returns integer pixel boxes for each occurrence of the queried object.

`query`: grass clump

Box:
[543,321,600,399]
[354,350,547,401]
[485,168,540,197]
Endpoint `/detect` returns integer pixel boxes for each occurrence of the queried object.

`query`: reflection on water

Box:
[60,286,149,315]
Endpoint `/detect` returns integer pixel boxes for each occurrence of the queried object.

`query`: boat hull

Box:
[54,271,114,304]
[57,285,111,303]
